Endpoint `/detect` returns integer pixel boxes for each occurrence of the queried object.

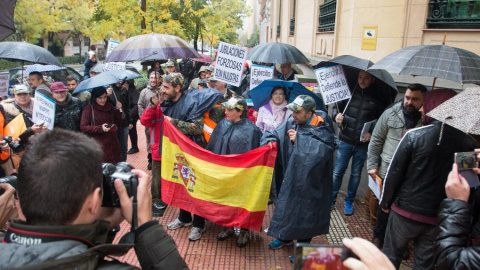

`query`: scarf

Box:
[17,100,34,115]
[270,99,288,127]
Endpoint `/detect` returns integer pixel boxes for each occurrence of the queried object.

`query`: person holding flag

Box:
[205,96,262,247]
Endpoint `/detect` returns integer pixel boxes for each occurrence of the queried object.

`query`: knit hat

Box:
[50,82,68,92]
[287,95,316,112]
[422,89,457,125]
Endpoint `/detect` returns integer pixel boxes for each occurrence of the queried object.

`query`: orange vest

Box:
[203,104,224,143]
[309,114,325,126]
[0,111,10,161]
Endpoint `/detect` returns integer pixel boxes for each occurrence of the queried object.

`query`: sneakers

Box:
[167,218,192,230]
[188,227,206,241]
[236,229,250,248]
[330,201,336,210]
[127,148,139,154]
[269,239,294,249]
[344,201,354,216]
[217,227,235,241]
[152,202,167,217]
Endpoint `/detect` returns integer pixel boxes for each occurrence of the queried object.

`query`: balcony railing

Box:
[277,24,281,36]
[290,18,295,35]
[318,0,336,32]
[427,0,480,28]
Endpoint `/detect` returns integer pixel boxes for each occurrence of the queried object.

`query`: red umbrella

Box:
[193,53,213,63]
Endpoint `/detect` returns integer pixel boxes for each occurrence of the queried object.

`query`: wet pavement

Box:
[113,123,413,269]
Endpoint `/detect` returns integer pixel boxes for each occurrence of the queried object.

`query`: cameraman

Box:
[0,129,188,269]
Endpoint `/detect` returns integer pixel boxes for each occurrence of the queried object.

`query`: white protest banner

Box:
[314,64,351,105]
[103,62,126,71]
[250,64,274,90]
[32,92,55,130]
[214,41,247,87]
[0,73,8,96]
[106,39,121,58]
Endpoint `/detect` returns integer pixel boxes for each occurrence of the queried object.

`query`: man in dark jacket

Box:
[263,95,336,250]
[434,150,480,270]
[162,73,223,241]
[125,79,140,154]
[331,70,389,216]
[380,89,479,269]
[107,82,132,162]
[51,82,84,132]
[0,129,188,270]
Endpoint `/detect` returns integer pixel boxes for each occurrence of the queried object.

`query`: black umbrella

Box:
[314,55,398,105]
[369,44,480,88]
[0,0,16,41]
[0,41,62,66]
[247,42,310,64]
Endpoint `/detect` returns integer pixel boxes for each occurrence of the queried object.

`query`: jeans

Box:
[331,141,368,204]
[383,211,435,270]
[129,120,138,149]
[116,127,129,162]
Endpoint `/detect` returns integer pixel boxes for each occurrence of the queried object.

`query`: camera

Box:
[0,175,17,196]
[1,136,21,152]
[102,162,138,207]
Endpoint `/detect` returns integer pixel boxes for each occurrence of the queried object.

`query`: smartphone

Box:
[294,243,358,270]
[105,124,114,128]
[455,152,479,171]
[37,121,45,126]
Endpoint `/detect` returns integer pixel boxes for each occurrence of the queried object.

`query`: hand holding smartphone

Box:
[294,243,358,270]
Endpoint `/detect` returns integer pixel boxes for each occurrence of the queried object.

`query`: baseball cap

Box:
[165,60,175,67]
[163,72,184,86]
[207,65,215,72]
[207,76,219,82]
[199,66,208,74]
[50,81,68,92]
[88,51,96,57]
[13,85,30,95]
[287,95,316,112]
[222,96,247,112]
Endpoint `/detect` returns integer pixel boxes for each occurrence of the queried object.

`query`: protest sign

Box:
[103,62,126,71]
[0,73,8,96]
[314,64,351,105]
[105,39,121,58]
[250,65,274,90]
[32,92,55,130]
[214,41,247,87]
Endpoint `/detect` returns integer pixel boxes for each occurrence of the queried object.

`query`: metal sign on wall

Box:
[362,26,378,50]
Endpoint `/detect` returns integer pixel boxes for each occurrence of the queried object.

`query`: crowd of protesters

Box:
[0,54,479,270]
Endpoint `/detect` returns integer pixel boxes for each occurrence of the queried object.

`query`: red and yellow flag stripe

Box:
[161,120,277,231]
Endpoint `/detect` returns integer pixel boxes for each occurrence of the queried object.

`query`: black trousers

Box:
[178,209,206,229]
[129,120,138,149]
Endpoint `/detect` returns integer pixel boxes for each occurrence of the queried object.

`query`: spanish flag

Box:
[161,120,277,231]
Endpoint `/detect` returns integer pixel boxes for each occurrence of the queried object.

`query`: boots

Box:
[147,153,152,170]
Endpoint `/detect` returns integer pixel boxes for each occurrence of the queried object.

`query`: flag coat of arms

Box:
[161,120,277,231]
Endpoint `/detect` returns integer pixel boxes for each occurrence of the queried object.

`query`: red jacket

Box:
[140,105,163,161]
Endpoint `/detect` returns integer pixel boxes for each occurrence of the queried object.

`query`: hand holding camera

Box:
[0,180,17,228]
[101,162,152,228]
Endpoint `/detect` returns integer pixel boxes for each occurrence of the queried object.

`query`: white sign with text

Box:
[106,39,121,58]
[314,64,351,105]
[32,92,56,130]
[214,41,247,87]
[103,62,126,71]
[250,65,274,90]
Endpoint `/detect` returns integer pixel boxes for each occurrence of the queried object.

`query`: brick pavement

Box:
[113,123,413,269]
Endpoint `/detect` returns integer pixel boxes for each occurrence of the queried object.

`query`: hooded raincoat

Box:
[262,110,336,240]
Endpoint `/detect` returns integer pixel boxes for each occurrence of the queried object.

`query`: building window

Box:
[290,0,296,35]
[427,0,480,28]
[318,0,336,32]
